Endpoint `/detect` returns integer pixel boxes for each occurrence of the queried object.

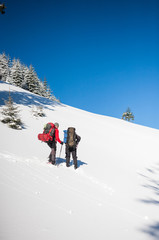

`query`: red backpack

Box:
[38,122,55,142]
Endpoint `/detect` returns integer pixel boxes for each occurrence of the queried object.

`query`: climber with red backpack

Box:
[38,122,63,165]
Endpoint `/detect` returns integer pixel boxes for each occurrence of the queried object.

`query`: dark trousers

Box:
[66,145,77,168]
[49,148,56,164]
[47,141,56,164]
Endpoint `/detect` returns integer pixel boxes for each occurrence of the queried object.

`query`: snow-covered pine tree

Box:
[29,73,40,95]
[38,79,47,98]
[10,58,23,87]
[21,64,29,90]
[43,77,52,99]
[43,77,47,94]
[0,53,10,82]
[47,86,52,99]
[23,65,40,94]
[122,107,134,122]
[1,92,23,129]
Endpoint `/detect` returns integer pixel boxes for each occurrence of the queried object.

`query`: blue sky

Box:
[1,0,159,129]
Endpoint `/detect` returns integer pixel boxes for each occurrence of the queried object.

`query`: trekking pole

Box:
[59,144,63,159]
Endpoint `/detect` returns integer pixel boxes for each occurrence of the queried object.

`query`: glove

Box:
[61,141,64,145]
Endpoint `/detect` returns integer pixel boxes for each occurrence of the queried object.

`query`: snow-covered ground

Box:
[0,81,159,240]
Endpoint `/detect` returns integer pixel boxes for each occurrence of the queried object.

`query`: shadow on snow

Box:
[138,162,159,239]
[141,222,159,240]
[0,89,65,111]
[56,157,87,168]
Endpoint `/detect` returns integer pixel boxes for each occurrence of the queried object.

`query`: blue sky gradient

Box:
[1,0,159,129]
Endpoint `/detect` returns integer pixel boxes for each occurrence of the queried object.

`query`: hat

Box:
[54,122,59,128]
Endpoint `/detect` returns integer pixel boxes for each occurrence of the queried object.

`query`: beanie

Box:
[54,122,59,128]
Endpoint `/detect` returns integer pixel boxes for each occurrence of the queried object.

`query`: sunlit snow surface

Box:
[0,81,159,240]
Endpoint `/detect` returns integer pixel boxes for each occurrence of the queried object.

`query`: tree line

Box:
[0,53,135,125]
[0,52,58,101]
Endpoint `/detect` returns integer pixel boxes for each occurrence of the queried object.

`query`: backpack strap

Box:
[48,123,55,141]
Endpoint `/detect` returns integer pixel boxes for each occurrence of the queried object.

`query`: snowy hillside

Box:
[0,81,159,240]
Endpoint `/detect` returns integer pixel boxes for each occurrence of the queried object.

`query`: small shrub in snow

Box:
[1,93,23,130]
[31,105,46,118]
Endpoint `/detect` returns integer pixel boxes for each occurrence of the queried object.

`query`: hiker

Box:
[47,122,63,165]
[65,127,81,169]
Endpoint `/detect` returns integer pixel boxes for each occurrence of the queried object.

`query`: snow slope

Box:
[0,81,159,240]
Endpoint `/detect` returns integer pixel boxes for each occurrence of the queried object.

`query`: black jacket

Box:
[75,134,81,146]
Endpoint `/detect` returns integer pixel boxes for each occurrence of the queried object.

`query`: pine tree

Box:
[43,77,47,94]
[33,75,41,95]
[47,86,52,99]
[22,65,30,90]
[43,77,52,98]
[1,92,23,129]
[23,65,39,93]
[25,65,34,92]
[10,58,23,87]
[0,53,10,82]
[122,107,134,122]
[21,64,29,89]
[39,79,47,97]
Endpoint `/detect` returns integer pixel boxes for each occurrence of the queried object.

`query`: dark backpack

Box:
[67,127,76,147]
[38,122,55,142]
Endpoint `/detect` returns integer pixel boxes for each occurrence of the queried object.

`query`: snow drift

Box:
[0,81,159,240]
